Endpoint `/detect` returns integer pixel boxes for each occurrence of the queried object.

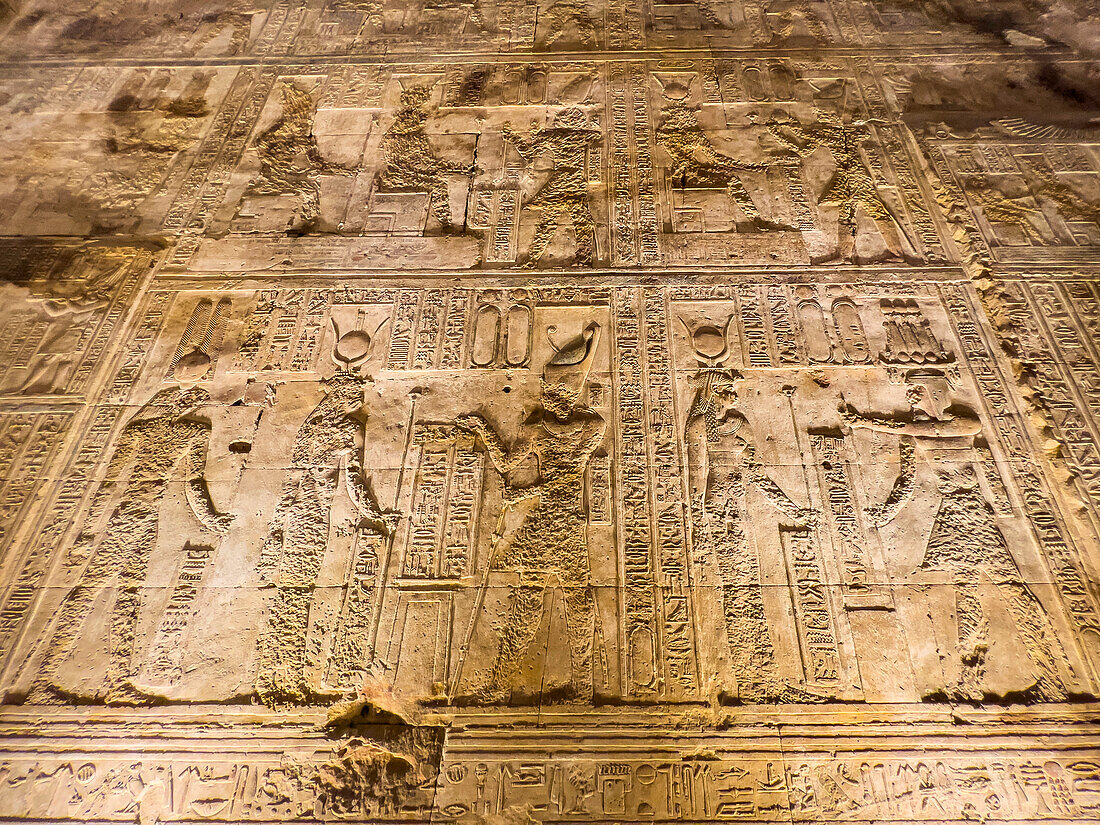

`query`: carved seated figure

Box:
[377,86,475,235]
[657,104,790,232]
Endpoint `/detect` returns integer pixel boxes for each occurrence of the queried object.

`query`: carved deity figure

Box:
[962,162,1100,245]
[503,108,601,267]
[538,0,598,48]
[763,0,827,43]
[5,260,126,395]
[656,104,789,231]
[456,322,605,702]
[379,85,474,233]
[659,0,726,28]
[683,364,818,703]
[245,82,352,229]
[959,174,1048,244]
[254,371,395,705]
[843,370,1072,701]
[425,0,487,31]
[1024,162,1100,227]
[764,109,918,262]
[28,387,231,704]
[185,1,260,55]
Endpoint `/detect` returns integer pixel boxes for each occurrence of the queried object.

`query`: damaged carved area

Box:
[2,0,1100,822]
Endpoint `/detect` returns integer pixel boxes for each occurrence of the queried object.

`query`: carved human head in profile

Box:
[318,369,370,422]
[659,104,701,132]
[542,321,601,420]
[399,85,432,110]
[933,460,980,493]
[550,106,592,131]
[688,368,743,435]
[701,369,742,415]
[905,368,952,418]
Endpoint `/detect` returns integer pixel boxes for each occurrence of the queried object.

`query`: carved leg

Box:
[562,584,595,701]
[523,207,560,267]
[713,509,781,700]
[27,583,96,702]
[567,198,596,266]
[1000,580,1070,701]
[836,200,857,261]
[255,472,337,704]
[486,584,543,701]
[954,581,988,700]
[298,180,322,226]
[724,175,762,223]
[33,499,159,703]
[255,585,315,705]
[427,177,454,230]
[864,195,919,262]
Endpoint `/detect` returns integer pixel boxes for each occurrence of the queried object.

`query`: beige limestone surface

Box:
[0,0,1100,822]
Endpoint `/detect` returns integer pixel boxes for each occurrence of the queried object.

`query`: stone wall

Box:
[0,1,1098,821]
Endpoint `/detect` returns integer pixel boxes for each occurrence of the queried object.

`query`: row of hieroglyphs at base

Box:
[1,60,1097,269]
[0,742,1099,821]
[2,280,1100,709]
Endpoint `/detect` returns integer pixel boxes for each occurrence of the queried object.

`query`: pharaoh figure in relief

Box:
[845,366,1074,702]
[254,330,396,706]
[379,85,475,234]
[681,321,819,703]
[503,108,601,267]
[456,322,605,702]
[656,101,789,231]
[763,101,919,264]
[536,0,598,49]
[27,386,232,704]
[3,256,128,396]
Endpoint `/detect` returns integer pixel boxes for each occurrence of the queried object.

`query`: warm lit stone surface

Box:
[1,1,1099,822]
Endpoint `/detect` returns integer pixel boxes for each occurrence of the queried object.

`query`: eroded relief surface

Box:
[1,0,1099,822]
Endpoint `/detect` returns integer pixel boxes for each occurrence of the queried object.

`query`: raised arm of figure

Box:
[502,124,543,164]
[455,413,533,477]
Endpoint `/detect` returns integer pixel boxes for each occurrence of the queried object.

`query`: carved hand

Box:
[454,414,487,434]
[838,402,864,428]
[210,510,236,534]
[795,507,820,530]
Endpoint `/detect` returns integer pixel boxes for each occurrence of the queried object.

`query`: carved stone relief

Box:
[2,0,1100,822]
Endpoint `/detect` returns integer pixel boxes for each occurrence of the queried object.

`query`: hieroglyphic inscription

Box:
[1001,279,1100,521]
[640,287,697,696]
[0,409,117,677]
[613,288,658,696]
[780,528,842,686]
[809,433,873,599]
[142,543,214,684]
[0,413,72,562]
[940,282,1100,684]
